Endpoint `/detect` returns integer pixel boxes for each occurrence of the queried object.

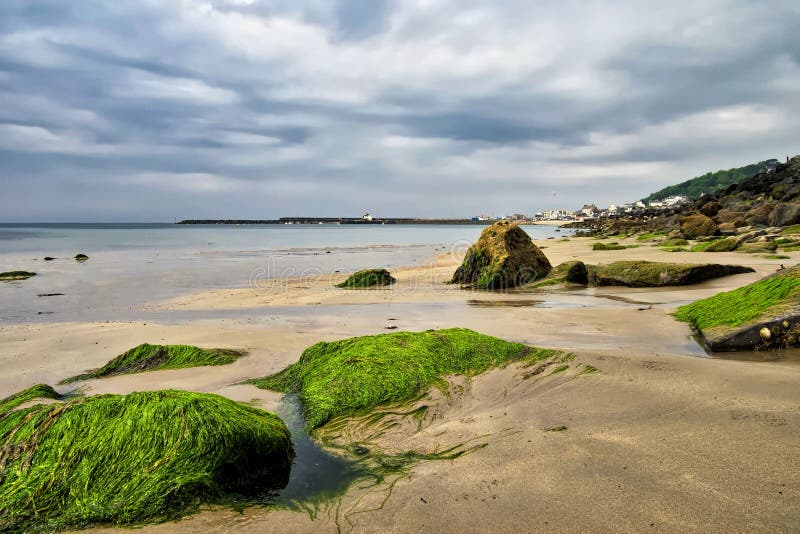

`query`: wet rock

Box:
[75,253,89,261]
[675,264,800,351]
[680,214,717,238]
[0,271,36,281]
[452,221,552,289]
[588,261,753,287]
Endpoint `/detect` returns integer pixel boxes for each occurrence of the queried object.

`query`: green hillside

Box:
[643,159,778,203]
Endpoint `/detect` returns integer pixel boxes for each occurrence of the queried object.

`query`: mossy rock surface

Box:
[0,271,36,281]
[527,261,588,288]
[695,237,737,252]
[74,253,89,261]
[451,221,551,289]
[0,389,293,532]
[249,328,563,430]
[336,268,396,288]
[675,264,800,351]
[60,343,245,384]
[588,261,753,287]
[680,214,717,238]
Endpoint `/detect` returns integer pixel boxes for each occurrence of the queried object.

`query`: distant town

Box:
[473,194,691,223]
[177,195,693,225]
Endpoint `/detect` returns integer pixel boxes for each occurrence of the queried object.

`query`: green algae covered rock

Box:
[336,268,396,288]
[451,221,551,289]
[697,237,739,252]
[60,343,245,383]
[0,271,36,281]
[250,328,563,430]
[674,264,800,351]
[527,260,588,288]
[0,389,293,532]
[588,261,753,287]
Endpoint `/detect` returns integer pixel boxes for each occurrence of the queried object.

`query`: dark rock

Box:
[452,221,552,289]
[699,201,720,217]
[75,254,89,261]
[43,257,56,261]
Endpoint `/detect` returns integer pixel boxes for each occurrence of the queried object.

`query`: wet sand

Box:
[2,236,799,533]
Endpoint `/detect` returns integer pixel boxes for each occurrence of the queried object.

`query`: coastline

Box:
[3,234,799,532]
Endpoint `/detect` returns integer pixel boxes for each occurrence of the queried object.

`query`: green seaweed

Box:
[0,384,61,414]
[0,271,36,281]
[780,225,800,235]
[60,343,245,383]
[636,232,668,241]
[0,389,293,533]
[249,328,561,430]
[336,269,396,289]
[674,272,800,330]
[762,254,790,260]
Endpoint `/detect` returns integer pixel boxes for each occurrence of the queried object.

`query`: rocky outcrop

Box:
[587,261,753,287]
[452,221,552,289]
[680,214,717,238]
[675,264,800,351]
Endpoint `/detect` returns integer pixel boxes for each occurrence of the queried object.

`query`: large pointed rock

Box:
[451,221,552,289]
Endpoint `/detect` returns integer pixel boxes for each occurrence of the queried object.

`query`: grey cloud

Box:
[0,0,799,221]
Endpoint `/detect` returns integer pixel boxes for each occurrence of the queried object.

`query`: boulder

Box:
[680,214,717,238]
[337,268,396,288]
[588,261,754,287]
[452,221,552,289]
[769,202,800,227]
[744,203,773,227]
[718,222,737,235]
[674,264,800,351]
[715,208,745,224]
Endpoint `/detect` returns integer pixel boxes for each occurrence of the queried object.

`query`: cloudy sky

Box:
[1,0,799,221]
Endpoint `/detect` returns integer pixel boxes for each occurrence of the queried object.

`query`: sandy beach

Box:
[2,235,799,533]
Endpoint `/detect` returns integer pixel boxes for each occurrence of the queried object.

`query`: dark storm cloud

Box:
[1,0,799,221]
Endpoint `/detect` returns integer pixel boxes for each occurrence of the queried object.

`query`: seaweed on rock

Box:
[248,328,563,430]
[336,269,396,289]
[60,343,245,383]
[0,389,293,532]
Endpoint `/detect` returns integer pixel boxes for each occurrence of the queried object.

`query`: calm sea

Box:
[0,223,571,323]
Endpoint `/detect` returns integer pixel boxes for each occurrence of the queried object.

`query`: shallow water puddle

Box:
[467,299,547,307]
[270,394,365,507]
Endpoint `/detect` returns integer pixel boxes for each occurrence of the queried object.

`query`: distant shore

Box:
[176,217,575,226]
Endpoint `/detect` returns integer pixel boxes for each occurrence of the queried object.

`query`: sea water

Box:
[0,223,571,323]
